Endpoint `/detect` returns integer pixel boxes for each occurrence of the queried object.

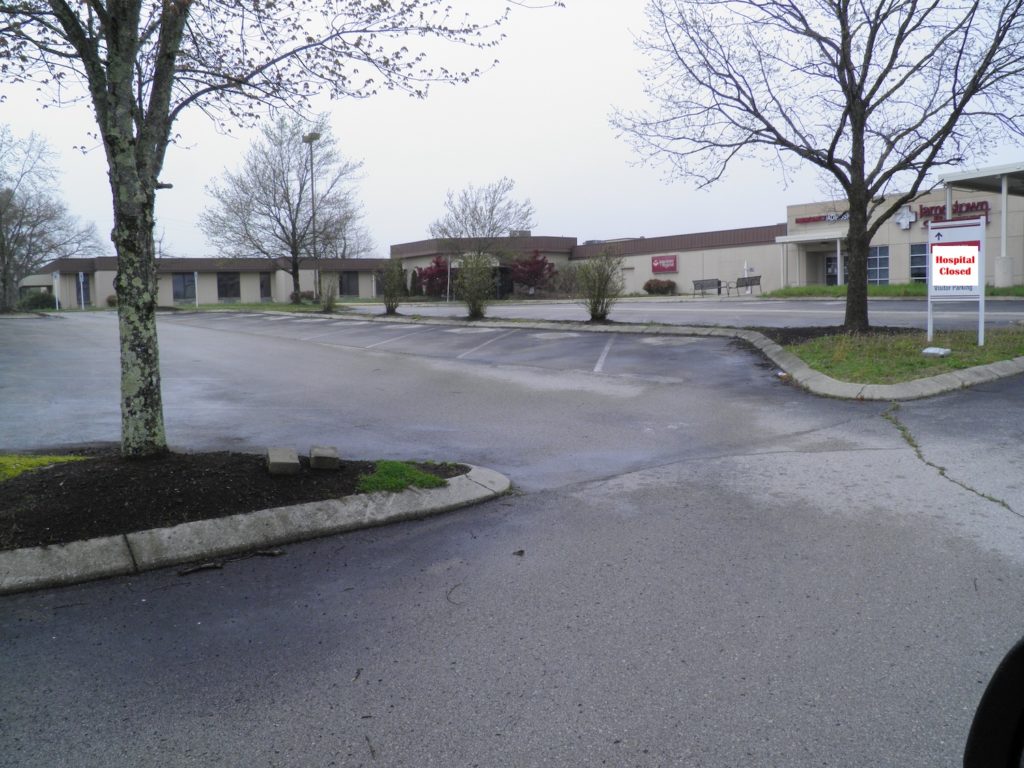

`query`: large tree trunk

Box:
[103,79,168,457]
[0,254,13,312]
[112,183,168,457]
[843,201,872,332]
[290,250,301,301]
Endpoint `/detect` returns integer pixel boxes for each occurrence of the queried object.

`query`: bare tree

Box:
[429,176,535,301]
[200,115,370,301]
[615,1,1024,331]
[0,127,102,312]
[0,0,558,457]
[430,176,536,244]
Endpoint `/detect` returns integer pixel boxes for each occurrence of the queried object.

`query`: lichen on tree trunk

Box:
[115,261,167,457]
[110,168,168,458]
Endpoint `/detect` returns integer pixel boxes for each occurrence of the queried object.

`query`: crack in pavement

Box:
[881,402,1020,518]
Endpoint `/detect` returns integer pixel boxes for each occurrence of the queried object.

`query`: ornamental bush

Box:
[643,278,676,295]
[380,259,406,315]
[16,292,56,311]
[454,252,495,320]
[576,251,625,321]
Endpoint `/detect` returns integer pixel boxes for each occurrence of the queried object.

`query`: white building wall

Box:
[617,243,782,294]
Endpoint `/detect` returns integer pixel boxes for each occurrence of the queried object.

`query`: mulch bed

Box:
[0,450,465,551]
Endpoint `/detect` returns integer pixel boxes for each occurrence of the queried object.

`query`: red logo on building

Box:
[652,255,678,273]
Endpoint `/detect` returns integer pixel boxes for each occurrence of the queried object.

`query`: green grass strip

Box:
[0,455,89,483]
[786,327,1024,384]
[356,461,447,494]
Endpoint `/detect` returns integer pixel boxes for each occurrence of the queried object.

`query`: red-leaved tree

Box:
[510,251,556,294]
[416,256,450,297]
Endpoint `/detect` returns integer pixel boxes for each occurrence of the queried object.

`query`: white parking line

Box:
[364,329,426,348]
[457,329,517,359]
[593,336,615,373]
[531,332,581,340]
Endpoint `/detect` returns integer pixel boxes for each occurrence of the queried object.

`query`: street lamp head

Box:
[302,132,322,144]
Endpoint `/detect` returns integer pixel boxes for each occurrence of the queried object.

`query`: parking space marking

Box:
[445,327,503,334]
[530,332,581,340]
[593,336,615,373]
[364,328,427,348]
[640,336,700,347]
[457,329,518,360]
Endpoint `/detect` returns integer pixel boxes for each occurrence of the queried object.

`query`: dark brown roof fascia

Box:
[570,224,788,260]
[390,236,577,259]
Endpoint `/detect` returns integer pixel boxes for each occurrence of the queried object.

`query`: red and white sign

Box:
[927,215,986,344]
[928,217,985,300]
[931,241,980,290]
[652,255,677,274]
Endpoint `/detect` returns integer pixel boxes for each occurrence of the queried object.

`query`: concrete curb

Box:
[337,311,1024,401]
[0,465,510,595]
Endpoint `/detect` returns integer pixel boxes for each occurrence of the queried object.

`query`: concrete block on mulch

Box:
[309,445,340,470]
[266,447,301,475]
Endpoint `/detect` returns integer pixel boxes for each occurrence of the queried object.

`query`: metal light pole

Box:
[302,131,321,298]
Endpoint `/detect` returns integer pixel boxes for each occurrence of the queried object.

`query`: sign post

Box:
[927,216,986,346]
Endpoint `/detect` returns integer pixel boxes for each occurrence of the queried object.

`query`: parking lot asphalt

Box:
[161,307,1024,401]
[3,306,1024,767]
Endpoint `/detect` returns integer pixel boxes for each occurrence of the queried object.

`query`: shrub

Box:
[320,282,337,313]
[549,263,579,297]
[379,259,406,315]
[106,294,119,307]
[16,292,56,311]
[576,251,625,321]
[643,278,676,295]
[454,252,495,320]
[289,290,316,304]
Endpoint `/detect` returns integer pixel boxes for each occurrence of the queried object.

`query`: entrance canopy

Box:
[940,161,1024,196]
[940,161,1024,287]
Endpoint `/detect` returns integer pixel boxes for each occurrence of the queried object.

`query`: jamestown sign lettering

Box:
[918,200,990,222]
[796,199,990,227]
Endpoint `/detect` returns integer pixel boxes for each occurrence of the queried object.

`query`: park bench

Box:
[692,278,721,297]
[728,275,762,295]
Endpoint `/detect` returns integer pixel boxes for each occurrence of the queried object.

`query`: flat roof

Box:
[939,162,1024,195]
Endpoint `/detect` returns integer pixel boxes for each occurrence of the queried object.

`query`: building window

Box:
[217,272,241,302]
[339,271,360,296]
[259,272,273,301]
[172,273,195,302]
[867,246,889,285]
[910,243,928,283]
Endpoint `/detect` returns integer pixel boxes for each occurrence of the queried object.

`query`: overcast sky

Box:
[3,1,1020,259]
